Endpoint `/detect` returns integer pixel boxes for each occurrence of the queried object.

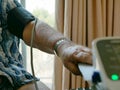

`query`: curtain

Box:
[53,0,120,90]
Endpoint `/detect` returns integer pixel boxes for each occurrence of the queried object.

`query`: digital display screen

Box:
[111,43,120,64]
[97,39,120,80]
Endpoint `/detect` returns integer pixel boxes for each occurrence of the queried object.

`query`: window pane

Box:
[25,0,55,89]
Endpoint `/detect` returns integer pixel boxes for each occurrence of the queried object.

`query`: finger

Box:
[75,47,92,55]
[73,51,92,64]
[64,62,82,76]
[85,81,90,88]
[83,48,92,55]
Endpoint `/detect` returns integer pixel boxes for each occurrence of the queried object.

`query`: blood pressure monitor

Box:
[92,37,120,90]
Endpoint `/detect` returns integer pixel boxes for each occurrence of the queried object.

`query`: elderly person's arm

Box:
[7,6,92,75]
[23,19,92,75]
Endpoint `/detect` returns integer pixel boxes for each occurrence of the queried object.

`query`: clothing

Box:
[18,81,50,90]
[0,0,38,89]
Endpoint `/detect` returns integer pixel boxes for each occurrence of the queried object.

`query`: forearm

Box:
[22,19,92,76]
[23,19,72,54]
[6,4,72,55]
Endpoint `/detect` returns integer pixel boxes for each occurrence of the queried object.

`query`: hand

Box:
[57,43,92,75]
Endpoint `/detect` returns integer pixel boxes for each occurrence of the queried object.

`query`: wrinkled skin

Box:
[57,43,92,76]
[23,20,92,76]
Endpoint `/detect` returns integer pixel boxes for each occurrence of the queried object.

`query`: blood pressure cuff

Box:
[7,7,35,39]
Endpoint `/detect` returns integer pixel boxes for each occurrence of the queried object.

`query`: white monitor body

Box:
[92,37,120,90]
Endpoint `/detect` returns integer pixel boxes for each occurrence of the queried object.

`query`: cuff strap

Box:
[7,7,35,39]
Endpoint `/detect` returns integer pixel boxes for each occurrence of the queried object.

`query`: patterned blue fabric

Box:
[0,0,38,89]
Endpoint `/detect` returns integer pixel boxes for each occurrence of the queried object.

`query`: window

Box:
[20,0,55,89]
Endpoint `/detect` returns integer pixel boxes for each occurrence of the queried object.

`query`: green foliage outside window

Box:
[32,8,55,27]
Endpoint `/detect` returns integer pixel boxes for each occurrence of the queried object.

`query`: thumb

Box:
[64,62,83,76]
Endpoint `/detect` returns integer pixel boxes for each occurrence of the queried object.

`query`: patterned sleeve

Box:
[7,0,22,11]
